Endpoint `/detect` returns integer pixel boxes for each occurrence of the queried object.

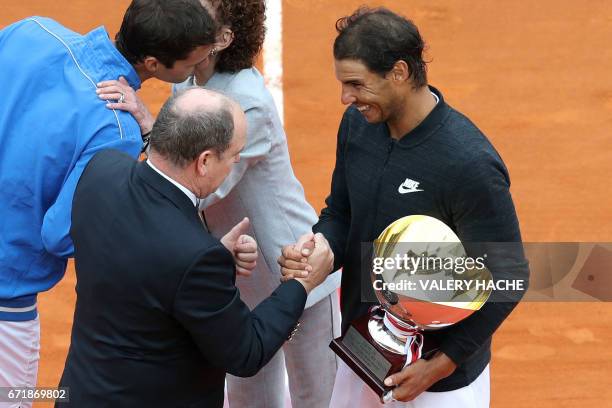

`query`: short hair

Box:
[212,0,266,73]
[116,0,217,68]
[150,88,234,167]
[334,7,428,88]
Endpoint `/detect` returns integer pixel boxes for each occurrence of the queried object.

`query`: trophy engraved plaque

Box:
[330,215,493,399]
[341,325,392,384]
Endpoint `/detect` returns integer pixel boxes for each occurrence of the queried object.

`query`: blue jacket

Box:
[0,17,142,320]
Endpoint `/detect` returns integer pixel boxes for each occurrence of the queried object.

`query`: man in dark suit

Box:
[57,88,333,407]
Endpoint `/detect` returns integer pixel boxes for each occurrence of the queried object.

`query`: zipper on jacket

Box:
[369,139,395,238]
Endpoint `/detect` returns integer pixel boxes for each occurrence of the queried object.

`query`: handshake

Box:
[220,217,334,294]
[277,232,335,294]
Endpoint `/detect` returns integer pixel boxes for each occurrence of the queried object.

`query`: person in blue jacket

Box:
[0,0,217,401]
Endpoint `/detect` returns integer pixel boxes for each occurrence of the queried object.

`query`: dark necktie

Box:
[195,198,209,231]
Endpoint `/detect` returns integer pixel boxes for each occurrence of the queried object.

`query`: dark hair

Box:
[150,88,234,167]
[116,0,217,68]
[212,0,266,73]
[334,7,428,88]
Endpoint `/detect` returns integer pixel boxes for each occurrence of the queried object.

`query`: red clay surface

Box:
[3,1,612,406]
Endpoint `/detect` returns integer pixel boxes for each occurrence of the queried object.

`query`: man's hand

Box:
[221,218,258,277]
[383,352,457,402]
[279,233,334,293]
[96,77,155,135]
[278,232,315,281]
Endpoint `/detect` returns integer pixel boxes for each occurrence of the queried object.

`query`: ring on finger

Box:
[118,92,126,104]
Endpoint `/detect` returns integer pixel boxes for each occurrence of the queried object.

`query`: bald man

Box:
[57,88,333,408]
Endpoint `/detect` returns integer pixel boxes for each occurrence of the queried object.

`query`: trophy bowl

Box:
[370,215,492,353]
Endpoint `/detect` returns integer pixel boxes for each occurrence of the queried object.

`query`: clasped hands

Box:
[277,232,334,293]
[220,222,334,293]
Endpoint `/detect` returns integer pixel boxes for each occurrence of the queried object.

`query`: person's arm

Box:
[312,112,352,270]
[435,156,529,366]
[40,129,141,258]
[172,241,334,377]
[278,112,352,278]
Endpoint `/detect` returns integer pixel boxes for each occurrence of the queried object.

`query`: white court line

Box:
[263,0,284,124]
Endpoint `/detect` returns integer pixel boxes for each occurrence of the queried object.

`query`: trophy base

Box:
[330,311,439,397]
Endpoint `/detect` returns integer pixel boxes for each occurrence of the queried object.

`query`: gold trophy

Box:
[330,215,493,400]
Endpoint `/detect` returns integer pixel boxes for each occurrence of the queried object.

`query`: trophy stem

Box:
[383,312,424,366]
[366,306,424,364]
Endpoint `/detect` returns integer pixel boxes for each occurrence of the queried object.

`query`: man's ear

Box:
[142,56,160,74]
[389,60,410,83]
[214,27,234,52]
[196,150,214,176]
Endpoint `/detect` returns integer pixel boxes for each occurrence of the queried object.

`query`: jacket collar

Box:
[134,160,201,223]
[145,160,197,206]
[394,85,451,148]
[85,26,141,91]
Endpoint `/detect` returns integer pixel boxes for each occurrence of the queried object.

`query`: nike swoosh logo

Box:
[398,184,424,194]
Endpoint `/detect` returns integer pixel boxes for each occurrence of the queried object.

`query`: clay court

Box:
[2,0,612,406]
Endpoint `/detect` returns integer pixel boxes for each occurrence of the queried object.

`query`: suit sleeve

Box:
[313,112,352,270]
[40,125,141,258]
[172,243,307,377]
[438,156,530,366]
